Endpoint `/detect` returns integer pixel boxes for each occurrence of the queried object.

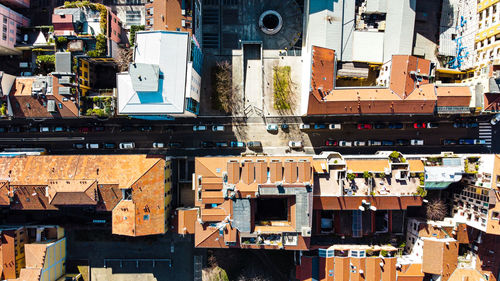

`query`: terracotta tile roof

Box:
[0,182,10,206]
[10,268,42,281]
[448,268,488,281]
[333,257,350,281]
[8,77,78,119]
[10,186,58,210]
[389,55,430,99]
[422,239,458,280]
[484,93,500,111]
[307,47,451,116]
[284,161,298,183]
[24,243,47,269]
[176,208,198,234]
[96,184,121,211]
[365,257,382,281]
[313,196,423,210]
[398,263,424,278]
[408,160,425,172]
[435,86,471,107]
[48,179,98,205]
[346,159,390,172]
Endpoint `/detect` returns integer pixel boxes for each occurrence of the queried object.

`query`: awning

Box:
[436,68,465,74]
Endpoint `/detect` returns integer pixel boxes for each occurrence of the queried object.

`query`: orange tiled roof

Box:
[408,160,425,172]
[346,159,390,172]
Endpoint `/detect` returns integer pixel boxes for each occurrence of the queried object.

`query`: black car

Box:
[138,126,152,132]
[73,143,85,149]
[8,126,21,133]
[168,142,182,148]
[374,123,386,129]
[396,139,410,146]
[443,139,457,145]
[104,143,116,149]
[120,126,134,132]
[200,141,215,148]
[94,126,106,132]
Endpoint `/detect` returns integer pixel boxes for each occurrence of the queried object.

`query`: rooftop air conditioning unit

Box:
[301,227,311,237]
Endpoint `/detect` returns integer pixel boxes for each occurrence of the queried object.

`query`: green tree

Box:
[129,25,145,45]
[363,171,372,179]
[347,173,355,181]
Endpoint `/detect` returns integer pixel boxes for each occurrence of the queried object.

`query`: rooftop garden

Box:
[464,157,480,174]
[389,151,406,163]
[80,96,114,118]
[273,66,292,111]
[212,61,234,114]
[62,1,108,35]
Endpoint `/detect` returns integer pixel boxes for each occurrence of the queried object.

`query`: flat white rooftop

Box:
[117,31,189,115]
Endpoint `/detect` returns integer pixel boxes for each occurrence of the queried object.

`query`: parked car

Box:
[453,122,467,128]
[193,125,207,131]
[328,123,341,130]
[230,141,246,148]
[325,139,338,146]
[212,125,224,132]
[8,126,21,133]
[353,141,366,146]
[168,142,182,148]
[0,127,5,133]
[80,127,91,133]
[247,141,262,148]
[216,142,228,147]
[288,141,303,148]
[466,122,479,128]
[357,123,372,130]
[459,138,474,145]
[314,124,327,130]
[104,143,116,149]
[138,126,152,132]
[426,122,439,128]
[266,124,278,131]
[382,140,395,146]
[374,123,386,129]
[396,139,410,146]
[119,126,133,132]
[119,142,135,149]
[410,139,424,145]
[474,139,486,145]
[200,141,215,148]
[153,142,164,148]
[388,123,404,129]
[86,143,99,149]
[442,139,457,145]
[73,143,85,149]
[39,127,50,133]
[20,72,32,76]
[94,126,105,132]
[299,123,311,130]
[367,140,382,146]
[339,141,352,147]
[53,126,65,132]
[413,122,426,129]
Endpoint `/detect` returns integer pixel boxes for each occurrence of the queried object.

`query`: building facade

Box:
[0,3,30,55]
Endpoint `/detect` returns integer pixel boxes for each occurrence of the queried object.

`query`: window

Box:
[493,211,500,220]
[143,214,150,220]
[125,11,142,26]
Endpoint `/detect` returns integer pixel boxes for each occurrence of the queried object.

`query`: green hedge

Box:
[129,25,145,45]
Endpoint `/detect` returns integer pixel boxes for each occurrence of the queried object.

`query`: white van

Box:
[40,127,50,132]
[86,143,99,149]
[329,124,342,130]
[153,142,164,148]
[119,142,135,149]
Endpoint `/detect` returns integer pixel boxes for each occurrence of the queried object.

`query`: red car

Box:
[79,127,90,133]
[357,123,373,130]
[413,122,426,129]
[325,139,338,146]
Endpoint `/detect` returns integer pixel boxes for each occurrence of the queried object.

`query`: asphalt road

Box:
[0,115,496,156]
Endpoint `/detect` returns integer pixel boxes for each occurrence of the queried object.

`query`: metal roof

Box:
[55,52,72,74]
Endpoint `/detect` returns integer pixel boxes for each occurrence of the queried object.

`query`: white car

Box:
[410,139,424,146]
[153,142,164,148]
[299,123,311,130]
[212,125,224,131]
[193,125,207,131]
[119,142,135,149]
[367,140,381,146]
[329,124,342,130]
[353,141,366,146]
[40,127,50,132]
[288,141,303,148]
[86,143,99,149]
[266,124,278,131]
[491,114,500,125]
[339,141,352,147]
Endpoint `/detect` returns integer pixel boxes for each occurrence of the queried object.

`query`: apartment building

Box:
[0,225,65,281]
[0,155,172,237]
[117,31,203,118]
[452,154,500,234]
[303,46,473,116]
[101,0,145,28]
[192,156,314,250]
[0,3,30,55]
[144,0,192,34]
[1,0,29,9]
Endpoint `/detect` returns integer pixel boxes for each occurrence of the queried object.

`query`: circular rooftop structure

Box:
[259,10,283,35]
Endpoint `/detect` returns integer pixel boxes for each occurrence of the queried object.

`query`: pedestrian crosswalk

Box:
[479,122,492,148]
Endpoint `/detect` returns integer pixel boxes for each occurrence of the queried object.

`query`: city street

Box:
[0,115,496,156]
